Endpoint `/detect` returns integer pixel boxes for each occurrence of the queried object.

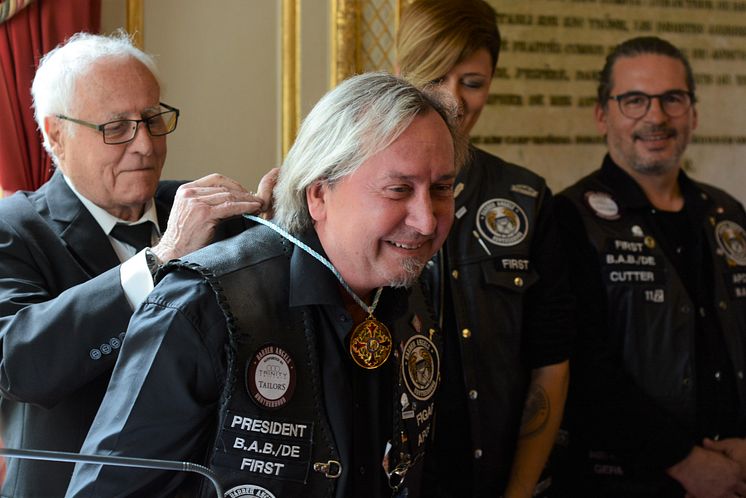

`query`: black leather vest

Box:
[163,224,442,498]
[422,148,549,494]
[563,172,746,432]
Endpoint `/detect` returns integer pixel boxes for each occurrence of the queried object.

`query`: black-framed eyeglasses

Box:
[55,102,180,145]
[608,90,695,119]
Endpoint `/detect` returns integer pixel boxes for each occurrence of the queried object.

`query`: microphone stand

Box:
[0,447,224,497]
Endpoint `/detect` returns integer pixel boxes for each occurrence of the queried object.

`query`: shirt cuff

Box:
[120,249,155,310]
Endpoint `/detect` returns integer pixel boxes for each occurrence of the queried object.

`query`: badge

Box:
[246,345,297,410]
[401,335,439,401]
[476,198,529,247]
[631,225,644,238]
[225,484,276,498]
[349,318,392,369]
[716,220,746,266]
[585,191,620,220]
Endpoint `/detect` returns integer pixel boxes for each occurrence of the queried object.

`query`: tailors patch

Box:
[585,191,620,220]
[401,335,440,401]
[225,484,276,498]
[476,198,529,247]
[716,220,746,266]
[246,344,297,410]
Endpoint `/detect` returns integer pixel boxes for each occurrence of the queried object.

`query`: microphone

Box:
[0,447,224,497]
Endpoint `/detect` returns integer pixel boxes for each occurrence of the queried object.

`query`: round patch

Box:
[401,335,440,401]
[225,484,276,498]
[585,191,620,220]
[246,344,296,410]
[716,220,746,266]
[476,198,529,247]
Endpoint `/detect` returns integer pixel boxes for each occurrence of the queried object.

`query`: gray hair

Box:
[31,30,160,163]
[274,72,466,234]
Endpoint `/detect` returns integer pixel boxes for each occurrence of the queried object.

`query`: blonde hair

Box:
[397,0,500,87]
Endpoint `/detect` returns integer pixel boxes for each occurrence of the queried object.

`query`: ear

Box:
[594,102,608,136]
[306,181,329,223]
[45,116,67,165]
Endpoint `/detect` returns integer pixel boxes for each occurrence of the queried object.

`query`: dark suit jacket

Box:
[0,170,181,497]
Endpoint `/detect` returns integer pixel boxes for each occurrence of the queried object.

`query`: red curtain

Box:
[0,0,101,196]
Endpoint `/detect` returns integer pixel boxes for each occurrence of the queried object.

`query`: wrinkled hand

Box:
[704,437,746,479]
[151,173,270,262]
[668,445,746,498]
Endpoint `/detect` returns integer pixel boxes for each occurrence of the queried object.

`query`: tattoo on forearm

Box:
[519,384,549,438]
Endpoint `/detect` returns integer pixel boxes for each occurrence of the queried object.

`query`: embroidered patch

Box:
[225,484,276,498]
[584,191,620,220]
[476,198,529,247]
[401,335,440,401]
[246,345,297,410]
[716,220,746,266]
[510,183,539,198]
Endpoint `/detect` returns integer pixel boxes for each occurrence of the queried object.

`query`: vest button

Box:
[715,371,722,381]
[680,305,691,314]
[514,277,524,287]
[719,301,728,310]
[682,377,690,386]
[474,449,483,459]
[468,389,478,400]
[451,270,459,279]
[738,371,744,380]
[462,328,472,339]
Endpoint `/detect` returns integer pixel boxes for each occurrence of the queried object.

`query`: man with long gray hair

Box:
[67,72,466,498]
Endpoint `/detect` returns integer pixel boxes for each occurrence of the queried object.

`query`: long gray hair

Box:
[274,72,466,234]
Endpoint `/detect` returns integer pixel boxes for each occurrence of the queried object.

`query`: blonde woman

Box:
[397,1,574,497]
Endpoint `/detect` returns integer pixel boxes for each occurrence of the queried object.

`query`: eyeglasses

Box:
[56,102,180,145]
[608,90,694,119]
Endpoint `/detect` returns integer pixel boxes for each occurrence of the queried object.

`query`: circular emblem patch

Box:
[246,344,296,410]
[401,335,440,401]
[476,198,529,246]
[225,484,276,498]
[716,220,746,266]
[585,191,620,220]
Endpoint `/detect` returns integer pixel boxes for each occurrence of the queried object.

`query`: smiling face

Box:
[434,47,493,136]
[307,110,456,297]
[596,53,697,178]
[46,56,167,220]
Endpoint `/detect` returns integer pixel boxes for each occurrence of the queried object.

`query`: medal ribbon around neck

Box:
[245,215,392,369]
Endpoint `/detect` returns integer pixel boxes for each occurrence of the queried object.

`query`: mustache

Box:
[632,125,677,141]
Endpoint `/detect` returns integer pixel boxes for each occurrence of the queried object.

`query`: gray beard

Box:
[385,257,425,289]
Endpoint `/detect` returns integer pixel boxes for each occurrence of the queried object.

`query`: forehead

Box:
[364,111,455,178]
[610,54,689,94]
[73,57,160,116]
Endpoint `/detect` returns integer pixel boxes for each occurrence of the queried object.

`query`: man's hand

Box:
[704,437,746,479]
[667,445,746,498]
[151,172,274,262]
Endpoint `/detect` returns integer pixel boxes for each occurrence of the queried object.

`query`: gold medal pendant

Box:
[349,316,392,369]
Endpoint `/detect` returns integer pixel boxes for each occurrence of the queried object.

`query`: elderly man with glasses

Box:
[0,31,271,497]
[554,36,746,498]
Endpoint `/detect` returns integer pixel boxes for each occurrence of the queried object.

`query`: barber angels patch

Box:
[716,220,746,266]
[476,198,529,246]
[225,484,276,498]
[246,345,297,410]
[401,335,439,401]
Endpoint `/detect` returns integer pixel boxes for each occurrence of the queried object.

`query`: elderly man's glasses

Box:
[56,102,179,145]
[608,90,694,119]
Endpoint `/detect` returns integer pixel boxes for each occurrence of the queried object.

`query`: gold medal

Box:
[349,316,392,369]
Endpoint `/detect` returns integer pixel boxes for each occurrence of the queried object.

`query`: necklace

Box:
[245,215,392,369]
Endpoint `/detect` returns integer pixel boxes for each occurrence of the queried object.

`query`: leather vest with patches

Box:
[563,172,746,431]
[422,148,549,494]
[162,224,441,498]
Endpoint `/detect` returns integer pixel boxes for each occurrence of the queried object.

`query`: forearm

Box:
[504,361,569,498]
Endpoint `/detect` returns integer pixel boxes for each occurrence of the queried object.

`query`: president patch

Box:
[716,220,746,266]
[476,198,528,247]
[401,336,439,401]
[246,345,296,410]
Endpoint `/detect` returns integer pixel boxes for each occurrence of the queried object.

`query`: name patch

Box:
[213,411,314,483]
